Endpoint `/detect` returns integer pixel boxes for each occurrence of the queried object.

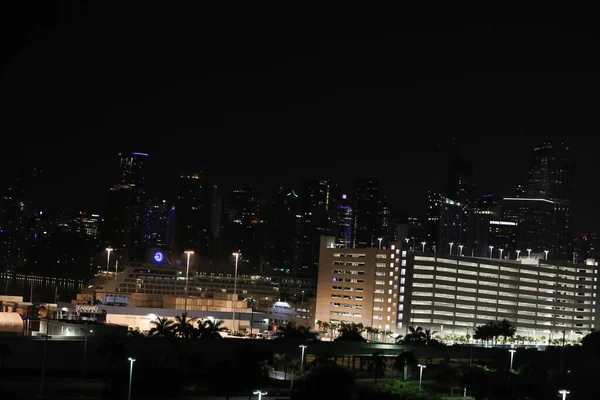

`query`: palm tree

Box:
[395,334,404,344]
[273,353,290,380]
[393,350,416,380]
[403,326,426,344]
[424,328,439,345]
[369,351,386,383]
[127,327,145,337]
[199,319,227,339]
[148,317,175,337]
[497,319,516,343]
[473,323,492,345]
[316,320,323,331]
[173,312,196,338]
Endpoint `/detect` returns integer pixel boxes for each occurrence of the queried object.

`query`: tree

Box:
[293,363,354,400]
[424,329,439,345]
[246,297,256,335]
[393,350,417,381]
[275,321,317,341]
[581,330,600,360]
[473,323,493,344]
[173,312,196,338]
[148,317,175,337]
[369,380,439,400]
[273,353,291,380]
[127,327,145,337]
[403,326,426,344]
[199,319,227,339]
[497,319,517,343]
[369,351,387,383]
[335,323,367,342]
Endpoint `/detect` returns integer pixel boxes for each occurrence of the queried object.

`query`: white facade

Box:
[403,253,598,340]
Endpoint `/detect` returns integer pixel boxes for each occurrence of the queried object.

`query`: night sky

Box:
[1,5,599,232]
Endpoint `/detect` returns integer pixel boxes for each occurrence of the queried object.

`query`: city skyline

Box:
[0,136,597,235]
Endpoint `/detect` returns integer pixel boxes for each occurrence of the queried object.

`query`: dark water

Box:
[0,272,83,303]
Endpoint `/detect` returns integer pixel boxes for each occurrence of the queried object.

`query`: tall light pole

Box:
[105,247,113,274]
[128,357,136,400]
[499,248,504,259]
[421,242,426,252]
[573,252,577,264]
[459,245,464,257]
[488,246,494,258]
[299,344,308,374]
[81,328,93,378]
[516,250,521,260]
[544,250,549,260]
[184,250,194,312]
[232,251,241,332]
[527,248,532,258]
[378,237,383,249]
[559,389,570,400]
[509,349,516,370]
[254,390,268,400]
[449,242,454,255]
[113,260,119,305]
[417,364,426,390]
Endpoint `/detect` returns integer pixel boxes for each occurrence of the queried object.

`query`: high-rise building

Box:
[502,197,556,257]
[301,179,338,276]
[173,173,216,257]
[512,142,575,260]
[335,193,354,249]
[267,188,302,274]
[447,157,475,207]
[143,199,168,248]
[72,210,101,239]
[426,191,469,255]
[315,236,406,334]
[468,194,501,257]
[353,178,379,248]
[102,152,149,262]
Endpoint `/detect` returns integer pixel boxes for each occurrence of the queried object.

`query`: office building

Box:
[315,236,407,334]
[353,178,379,248]
[426,192,469,255]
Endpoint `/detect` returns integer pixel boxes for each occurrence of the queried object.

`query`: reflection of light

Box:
[148,313,157,321]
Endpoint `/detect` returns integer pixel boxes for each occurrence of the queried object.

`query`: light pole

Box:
[488,246,494,258]
[559,389,570,400]
[516,250,521,260]
[113,260,119,305]
[232,251,241,332]
[184,250,194,312]
[254,390,268,400]
[449,242,454,255]
[39,334,51,400]
[499,248,504,259]
[573,252,577,264]
[527,248,532,258]
[378,237,383,249]
[105,247,113,274]
[509,349,516,370]
[128,357,136,400]
[459,244,464,257]
[417,364,426,390]
[544,250,549,260]
[81,328,93,378]
[421,242,426,252]
[299,344,308,374]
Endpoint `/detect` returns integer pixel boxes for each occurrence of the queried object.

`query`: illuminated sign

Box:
[75,305,99,313]
[154,252,164,262]
[490,220,517,226]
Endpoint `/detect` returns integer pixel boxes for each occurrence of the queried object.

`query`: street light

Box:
[378,237,383,249]
[488,246,494,258]
[128,357,136,400]
[544,250,549,260]
[499,248,504,259]
[184,250,194,312]
[459,244,464,257]
[299,344,308,374]
[509,349,516,370]
[559,389,570,400]
[232,251,241,332]
[527,248,532,258]
[81,328,93,378]
[449,242,454,255]
[253,390,268,400]
[105,247,113,274]
[516,250,521,260]
[421,242,426,252]
[417,364,426,390]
